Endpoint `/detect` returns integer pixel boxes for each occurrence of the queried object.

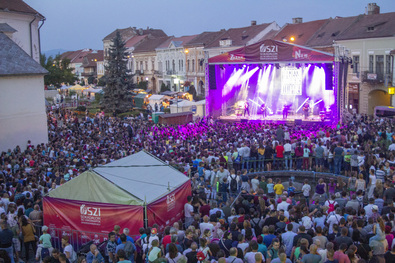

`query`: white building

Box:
[0,0,45,63]
[0,32,48,152]
[156,35,198,91]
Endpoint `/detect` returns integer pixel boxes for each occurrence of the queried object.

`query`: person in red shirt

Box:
[161,226,173,252]
[334,243,351,263]
[199,199,211,217]
[275,142,284,170]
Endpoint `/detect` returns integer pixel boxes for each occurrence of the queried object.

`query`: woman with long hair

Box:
[370,217,386,243]
[165,243,184,263]
[373,179,384,198]
[367,168,377,199]
[218,231,232,257]
[20,216,36,262]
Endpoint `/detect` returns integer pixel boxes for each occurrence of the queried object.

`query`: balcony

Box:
[166,70,177,75]
[81,71,96,77]
[154,70,161,75]
[135,70,144,75]
[362,71,384,83]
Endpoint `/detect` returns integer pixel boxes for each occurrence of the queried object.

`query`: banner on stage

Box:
[281,67,302,95]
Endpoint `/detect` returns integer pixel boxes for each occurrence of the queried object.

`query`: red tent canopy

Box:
[208,39,334,64]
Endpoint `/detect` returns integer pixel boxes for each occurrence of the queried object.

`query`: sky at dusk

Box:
[24,0,395,53]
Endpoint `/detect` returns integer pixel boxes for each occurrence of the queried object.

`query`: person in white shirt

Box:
[277,196,290,211]
[326,208,342,234]
[324,195,338,210]
[283,140,292,170]
[184,196,194,228]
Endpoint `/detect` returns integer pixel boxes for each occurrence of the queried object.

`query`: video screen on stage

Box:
[208,63,335,122]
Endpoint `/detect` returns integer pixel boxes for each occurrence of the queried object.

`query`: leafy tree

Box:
[97,76,107,86]
[101,30,133,113]
[40,54,77,87]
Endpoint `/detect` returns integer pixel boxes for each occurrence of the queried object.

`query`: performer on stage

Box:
[244,101,250,117]
[260,103,266,118]
[303,102,310,119]
[283,104,289,119]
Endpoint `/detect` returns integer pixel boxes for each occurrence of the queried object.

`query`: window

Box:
[376,55,384,81]
[187,60,190,72]
[140,61,143,71]
[369,55,374,73]
[165,61,168,71]
[178,60,181,71]
[192,59,195,72]
[386,55,391,74]
[145,61,148,71]
[172,60,175,72]
[152,61,155,71]
[352,56,359,74]
[180,60,183,72]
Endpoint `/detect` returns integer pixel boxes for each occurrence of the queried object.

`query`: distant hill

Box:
[42,49,68,58]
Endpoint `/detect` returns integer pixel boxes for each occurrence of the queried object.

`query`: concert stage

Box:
[219,114,332,125]
[206,39,340,125]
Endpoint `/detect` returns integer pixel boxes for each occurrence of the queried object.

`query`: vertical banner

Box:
[147,181,191,232]
[43,197,144,235]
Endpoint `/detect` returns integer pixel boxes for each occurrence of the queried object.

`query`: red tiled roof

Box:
[133,36,172,53]
[60,49,93,64]
[103,27,167,41]
[205,23,273,48]
[125,35,147,48]
[156,35,198,49]
[184,31,227,47]
[335,12,395,40]
[306,16,357,47]
[273,19,329,45]
[0,0,44,19]
[82,50,103,68]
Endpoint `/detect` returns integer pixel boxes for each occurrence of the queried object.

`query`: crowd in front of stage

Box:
[0,107,395,263]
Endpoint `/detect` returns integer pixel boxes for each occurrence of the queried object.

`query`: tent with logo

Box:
[43,151,191,239]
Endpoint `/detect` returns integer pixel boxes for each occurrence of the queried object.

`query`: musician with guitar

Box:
[303,102,310,119]
[260,103,266,118]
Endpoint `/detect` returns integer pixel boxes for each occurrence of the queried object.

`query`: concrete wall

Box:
[0,75,48,152]
[0,12,41,63]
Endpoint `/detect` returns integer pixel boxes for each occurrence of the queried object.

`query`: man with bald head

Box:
[226,247,243,263]
[86,244,105,263]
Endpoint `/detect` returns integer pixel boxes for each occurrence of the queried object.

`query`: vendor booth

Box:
[44,151,191,245]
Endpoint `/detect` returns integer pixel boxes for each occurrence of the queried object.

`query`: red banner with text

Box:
[147,181,191,232]
[43,197,144,235]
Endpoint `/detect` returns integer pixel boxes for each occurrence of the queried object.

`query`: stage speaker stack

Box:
[295,119,303,125]
[209,65,217,90]
[325,64,333,90]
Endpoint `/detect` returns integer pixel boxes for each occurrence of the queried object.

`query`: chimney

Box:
[367,3,380,15]
[292,17,303,24]
[251,20,257,26]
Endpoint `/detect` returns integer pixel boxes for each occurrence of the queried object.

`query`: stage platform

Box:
[219,114,332,125]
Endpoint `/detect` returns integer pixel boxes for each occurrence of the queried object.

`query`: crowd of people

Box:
[0,106,395,263]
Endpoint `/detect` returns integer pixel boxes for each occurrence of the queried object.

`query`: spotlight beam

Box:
[296,98,310,113]
[248,99,260,107]
[313,99,323,106]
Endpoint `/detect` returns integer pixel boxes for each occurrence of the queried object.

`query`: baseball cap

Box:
[372,205,378,211]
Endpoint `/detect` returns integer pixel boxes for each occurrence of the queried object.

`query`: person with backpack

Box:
[250,212,263,237]
[324,195,338,214]
[228,169,239,198]
[116,234,136,263]
[36,225,53,263]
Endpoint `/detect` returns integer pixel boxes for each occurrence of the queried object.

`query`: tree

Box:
[40,54,77,87]
[137,81,148,90]
[101,30,133,113]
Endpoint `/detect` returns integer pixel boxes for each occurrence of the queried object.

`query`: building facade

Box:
[156,35,197,92]
[0,0,45,63]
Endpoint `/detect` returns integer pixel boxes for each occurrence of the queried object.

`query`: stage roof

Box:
[208,39,334,64]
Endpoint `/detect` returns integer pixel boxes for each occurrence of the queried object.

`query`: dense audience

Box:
[1,106,395,263]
